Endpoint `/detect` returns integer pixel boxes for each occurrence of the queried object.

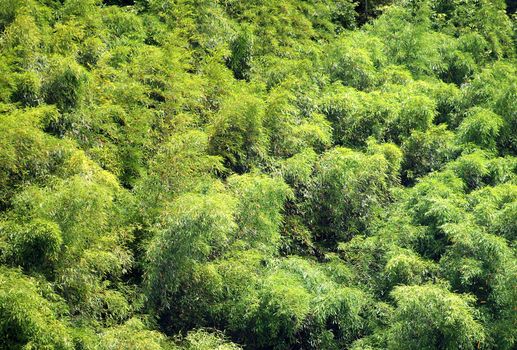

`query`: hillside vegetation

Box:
[0,0,516,349]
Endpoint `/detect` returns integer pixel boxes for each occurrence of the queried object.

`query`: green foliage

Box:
[175,329,242,350]
[370,3,438,76]
[387,94,436,142]
[0,107,67,207]
[11,71,42,107]
[0,267,72,350]
[144,192,237,309]
[367,139,403,183]
[278,148,318,188]
[402,124,456,182]
[208,88,267,171]
[0,0,515,349]
[320,86,397,147]
[440,222,515,309]
[228,28,253,80]
[384,250,437,288]
[0,219,62,275]
[306,147,394,243]
[43,58,88,112]
[325,35,379,90]
[388,284,485,350]
[449,150,491,190]
[228,173,292,251]
[338,235,393,295]
[457,108,504,151]
[99,318,170,350]
[102,6,146,43]
[432,0,515,59]
[1,10,42,70]
[470,183,517,242]
[207,253,369,349]
[6,172,134,324]
[462,62,517,154]
[137,130,224,219]
[265,86,332,157]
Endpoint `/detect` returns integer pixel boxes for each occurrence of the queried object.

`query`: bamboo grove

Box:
[0,0,516,349]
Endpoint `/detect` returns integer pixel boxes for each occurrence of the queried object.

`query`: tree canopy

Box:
[0,0,515,349]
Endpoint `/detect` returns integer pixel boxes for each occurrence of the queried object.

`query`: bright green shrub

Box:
[0,267,73,350]
[177,329,242,350]
[462,62,516,154]
[457,108,504,151]
[404,171,467,258]
[470,184,517,242]
[278,148,318,189]
[432,0,514,59]
[11,71,41,107]
[370,3,442,76]
[384,250,437,288]
[228,28,254,80]
[0,219,62,274]
[306,147,392,243]
[448,150,491,190]
[43,58,88,112]
[99,318,170,350]
[439,221,516,349]
[137,130,224,220]
[325,37,378,90]
[440,222,515,304]
[388,284,485,350]
[367,139,403,184]
[227,173,292,251]
[102,6,146,43]
[387,94,436,142]
[319,86,397,147]
[144,192,237,309]
[211,253,369,349]
[208,89,267,171]
[402,124,456,182]
[265,87,332,157]
[0,0,515,348]
[0,108,68,207]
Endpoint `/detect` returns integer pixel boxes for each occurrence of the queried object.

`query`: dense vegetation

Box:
[0,0,516,349]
